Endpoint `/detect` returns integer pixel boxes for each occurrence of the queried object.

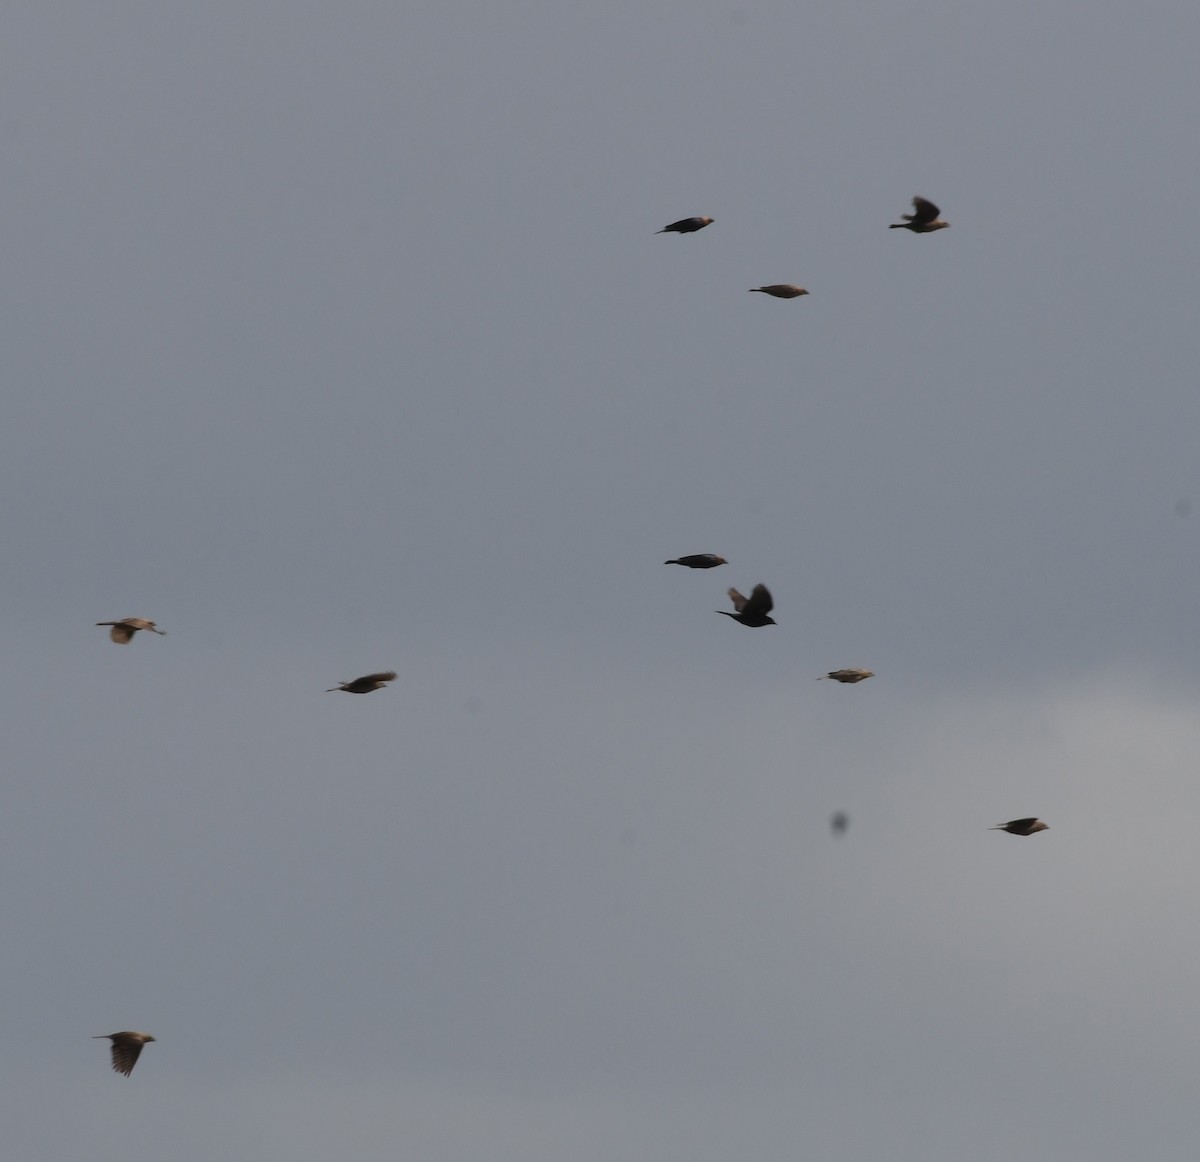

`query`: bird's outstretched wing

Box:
[742,583,773,618]
[109,1040,143,1076]
[909,196,941,225]
[361,671,397,685]
[726,588,748,612]
[94,1032,151,1077]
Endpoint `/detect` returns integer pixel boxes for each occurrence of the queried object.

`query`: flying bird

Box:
[718,584,776,627]
[95,618,166,644]
[326,671,397,694]
[991,818,1049,836]
[831,811,850,836]
[889,196,949,233]
[655,216,713,235]
[665,554,727,569]
[94,1031,155,1077]
[818,669,874,684]
[749,285,809,299]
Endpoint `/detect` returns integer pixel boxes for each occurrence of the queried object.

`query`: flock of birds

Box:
[88,194,1043,1081]
[656,204,1048,828]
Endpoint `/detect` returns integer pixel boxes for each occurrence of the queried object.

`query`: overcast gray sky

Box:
[4,3,1200,1159]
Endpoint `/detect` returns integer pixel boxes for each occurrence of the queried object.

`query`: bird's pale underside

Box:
[749,285,809,299]
[94,1031,155,1077]
[818,669,874,684]
[991,818,1049,836]
[655,216,713,235]
[890,196,949,233]
[327,671,398,694]
[717,583,776,627]
[95,618,166,644]
[665,554,727,569]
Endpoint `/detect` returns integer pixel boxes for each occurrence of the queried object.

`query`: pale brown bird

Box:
[889,196,949,233]
[94,1031,155,1077]
[818,669,874,684]
[991,818,1049,836]
[656,216,713,235]
[326,671,397,694]
[95,618,166,644]
[749,285,809,299]
[665,554,727,569]
[718,584,776,627]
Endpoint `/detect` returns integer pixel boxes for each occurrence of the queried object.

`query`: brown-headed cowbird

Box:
[818,669,874,684]
[665,554,727,569]
[889,196,949,233]
[327,671,397,694]
[656,216,713,235]
[95,618,166,644]
[991,818,1049,836]
[94,1031,155,1077]
[749,285,809,299]
[718,584,776,627]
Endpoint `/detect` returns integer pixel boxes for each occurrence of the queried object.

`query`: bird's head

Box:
[764,616,778,626]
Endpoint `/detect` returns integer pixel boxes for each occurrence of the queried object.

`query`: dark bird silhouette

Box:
[94,1031,155,1077]
[665,554,727,569]
[326,671,397,694]
[818,669,874,684]
[831,811,850,836]
[749,285,809,299]
[991,818,1049,836]
[95,618,166,644]
[718,584,776,627]
[655,216,713,235]
[889,196,949,233]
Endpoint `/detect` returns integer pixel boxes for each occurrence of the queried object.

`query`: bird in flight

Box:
[655,216,714,235]
[991,818,1049,836]
[889,196,949,233]
[665,554,727,569]
[327,671,397,694]
[749,285,809,299]
[94,1031,155,1077]
[718,584,776,627]
[818,669,874,684]
[830,811,850,836]
[95,618,166,644]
